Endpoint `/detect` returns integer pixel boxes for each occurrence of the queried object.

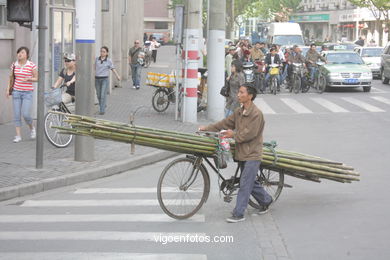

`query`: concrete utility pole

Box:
[74,0,95,162]
[207,0,225,121]
[36,0,47,169]
[183,0,202,123]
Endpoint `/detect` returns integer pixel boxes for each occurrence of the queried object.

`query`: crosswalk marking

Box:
[0,231,206,241]
[310,98,349,113]
[280,98,313,114]
[0,253,207,260]
[341,97,385,112]
[371,96,390,105]
[0,214,205,223]
[254,98,276,114]
[74,187,203,194]
[21,199,200,207]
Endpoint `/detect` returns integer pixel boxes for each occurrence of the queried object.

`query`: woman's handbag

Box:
[220,79,230,97]
[8,63,15,95]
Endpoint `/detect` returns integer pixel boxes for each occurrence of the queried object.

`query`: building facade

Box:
[144,0,174,43]
[292,0,389,46]
[0,0,144,124]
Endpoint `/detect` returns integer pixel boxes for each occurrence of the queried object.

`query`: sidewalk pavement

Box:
[0,46,211,202]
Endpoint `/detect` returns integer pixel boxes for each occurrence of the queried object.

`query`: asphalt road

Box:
[0,79,389,260]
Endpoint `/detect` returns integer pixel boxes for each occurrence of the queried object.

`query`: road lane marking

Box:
[0,231,206,241]
[74,187,203,194]
[0,214,205,223]
[280,98,313,114]
[0,253,207,260]
[341,97,385,112]
[254,98,276,114]
[371,96,390,105]
[310,97,349,113]
[20,199,201,207]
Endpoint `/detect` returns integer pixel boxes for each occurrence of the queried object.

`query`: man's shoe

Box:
[30,127,36,139]
[257,198,273,215]
[13,136,22,143]
[136,85,140,90]
[132,86,137,89]
[226,214,245,223]
[99,112,105,115]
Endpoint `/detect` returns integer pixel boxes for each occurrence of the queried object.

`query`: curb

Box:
[0,150,178,202]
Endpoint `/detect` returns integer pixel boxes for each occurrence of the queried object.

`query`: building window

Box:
[52,0,75,7]
[0,4,6,26]
[155,22,168,30]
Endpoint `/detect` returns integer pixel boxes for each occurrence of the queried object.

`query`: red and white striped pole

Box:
[182,0,201,123]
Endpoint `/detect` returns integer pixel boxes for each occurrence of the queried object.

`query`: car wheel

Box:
[381,69,389,84]
[363,86,371,92]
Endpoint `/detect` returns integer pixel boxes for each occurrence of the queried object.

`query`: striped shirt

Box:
[11,60,37,91]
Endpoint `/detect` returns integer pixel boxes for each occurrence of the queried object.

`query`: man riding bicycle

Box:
[264,47,282,92]
[305,44,326,83]
[199,83,273,223]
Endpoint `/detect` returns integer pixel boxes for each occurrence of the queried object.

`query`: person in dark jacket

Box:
[264,47,282,91]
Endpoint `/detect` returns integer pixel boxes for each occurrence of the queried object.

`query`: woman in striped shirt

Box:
[5,47,38,143]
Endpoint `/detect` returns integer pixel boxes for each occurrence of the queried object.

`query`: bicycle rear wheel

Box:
[44,111,73,148]
[152,88,170,112]
[248,168,284,209]
[157,157,210,219]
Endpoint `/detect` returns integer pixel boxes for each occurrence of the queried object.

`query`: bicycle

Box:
[290,63,306,94]
[306,61,326,94]
[44,86,74,148]
[266,64,281,95]
[157,132,290,220]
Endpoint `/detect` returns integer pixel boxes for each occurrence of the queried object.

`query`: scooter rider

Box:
[287,45,306,84]
[305,43,326,82]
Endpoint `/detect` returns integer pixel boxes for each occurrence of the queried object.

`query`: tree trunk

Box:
[376,20,383,46]
[226,0,234,39]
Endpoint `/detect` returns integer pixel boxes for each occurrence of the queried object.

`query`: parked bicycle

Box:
[157,131,291,220]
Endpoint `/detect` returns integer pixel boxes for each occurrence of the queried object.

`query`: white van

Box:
[267,22,304,47]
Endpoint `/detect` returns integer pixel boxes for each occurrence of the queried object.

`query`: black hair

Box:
[269,47,276,52]
[241,83,257,101]
[17,46,30,59]
[231,60,243,73]
[101,46,109,53]
[310,43,316,48]
[255,42,261,45]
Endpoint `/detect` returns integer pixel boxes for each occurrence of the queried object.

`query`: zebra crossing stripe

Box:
[254,98,276,114]
[280,98,313,114]
[21,199,201,207]
[310,98,349,113]
[0,214,205,223]
[0,231,206,241]
[341,97,385,112]
[74,188,203,194]
[0,253,207,260]
[371,96,390,105]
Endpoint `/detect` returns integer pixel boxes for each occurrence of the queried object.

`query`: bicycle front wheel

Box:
[317,73,326,94]
[293,75,301,94]
[271,77,278,95]
[44,112,73,148]
[248,168,284,209]
[157,157,210,219]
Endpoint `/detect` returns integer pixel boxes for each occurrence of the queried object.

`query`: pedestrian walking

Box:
[150,37,160,63]
[225,60,245,117]
[5,46,38,143]
[128,40,143,89]
[94,46,121,115]
[52,53,76,104]
[199,83,272,223]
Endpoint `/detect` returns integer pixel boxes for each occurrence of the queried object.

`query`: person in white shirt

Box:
[150,37,161,63]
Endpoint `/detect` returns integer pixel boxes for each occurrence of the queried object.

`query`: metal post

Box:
[74,0,95,162]
[36,0,47,169]
[207,0,225,121]
[183,0,201,123]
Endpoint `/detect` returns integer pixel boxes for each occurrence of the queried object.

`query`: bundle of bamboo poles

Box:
[51,112,359,183]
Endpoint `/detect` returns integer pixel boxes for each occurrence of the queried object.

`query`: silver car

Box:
[354,46,383,78]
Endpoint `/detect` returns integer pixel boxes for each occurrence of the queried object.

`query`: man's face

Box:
[134,41,140,46]
[311,45,316,50]
[238,86,252,103]
[255,43,261,49]
[271,50,276,56]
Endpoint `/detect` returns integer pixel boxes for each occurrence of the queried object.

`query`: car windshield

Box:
[361,48,383,57]
[326,53,364,65]
[273,35,304,46]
